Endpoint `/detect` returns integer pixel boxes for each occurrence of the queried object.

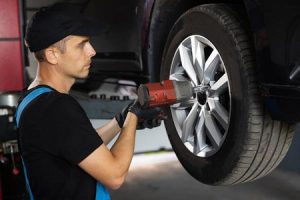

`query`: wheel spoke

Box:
[170,73,189,82]
[204,49,220,84]
[207,98,229,130]
[191,36,205,83]
[171,99,196,109]
[210,74,228,96]
[181,102,199,142]
[195,108,206,153]
[179,44,198,85]
[204,109,222,147]
[173,109,187,129]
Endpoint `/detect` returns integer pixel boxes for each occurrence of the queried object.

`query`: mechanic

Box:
[16,3,163,200]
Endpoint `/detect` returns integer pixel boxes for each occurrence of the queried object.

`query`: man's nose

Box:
[87,42,96,57]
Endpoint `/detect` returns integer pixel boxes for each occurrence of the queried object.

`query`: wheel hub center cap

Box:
[195,85,210,105]
[197,92,207,105]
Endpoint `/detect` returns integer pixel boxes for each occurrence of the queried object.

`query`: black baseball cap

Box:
[25,2,102,52]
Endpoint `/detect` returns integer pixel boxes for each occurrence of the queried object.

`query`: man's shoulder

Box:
[19,85,81,114]
[40,91,81,111]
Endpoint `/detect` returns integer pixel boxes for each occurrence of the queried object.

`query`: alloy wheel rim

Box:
[169,35,231,157]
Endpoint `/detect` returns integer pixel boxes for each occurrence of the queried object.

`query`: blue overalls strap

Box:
[15,87,53,200]
[15,87,53,128]
[95,182,111,200]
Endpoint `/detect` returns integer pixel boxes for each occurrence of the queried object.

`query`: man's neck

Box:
[28,63,75,94]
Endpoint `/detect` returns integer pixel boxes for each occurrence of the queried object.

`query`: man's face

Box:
[57,35,96,79]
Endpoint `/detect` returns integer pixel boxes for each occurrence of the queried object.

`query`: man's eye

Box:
[78,42,86,48]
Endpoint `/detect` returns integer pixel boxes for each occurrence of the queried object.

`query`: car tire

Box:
[160,4,295,185]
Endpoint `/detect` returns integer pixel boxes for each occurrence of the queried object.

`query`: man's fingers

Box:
[136,118,162,130]
[158,112,168,120]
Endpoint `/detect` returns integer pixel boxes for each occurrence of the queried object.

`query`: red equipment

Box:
[0,0,24,92]
[137,80,193,108]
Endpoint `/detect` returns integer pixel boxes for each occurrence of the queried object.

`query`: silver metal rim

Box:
[169,35,231,157]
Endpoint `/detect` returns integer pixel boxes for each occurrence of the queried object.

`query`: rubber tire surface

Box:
[160,4,295,185]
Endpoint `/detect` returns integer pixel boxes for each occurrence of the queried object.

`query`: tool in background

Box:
[137,80,194,108]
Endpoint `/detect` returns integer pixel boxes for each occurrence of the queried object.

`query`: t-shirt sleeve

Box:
[49,94,103,165]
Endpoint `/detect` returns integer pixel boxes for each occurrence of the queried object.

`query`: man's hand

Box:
[128,100,167,130]
[115,100,167,130]
[115,102,132,128]
[136,111,163,129]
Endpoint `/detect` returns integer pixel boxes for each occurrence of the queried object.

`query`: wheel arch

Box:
[143,0,251,83]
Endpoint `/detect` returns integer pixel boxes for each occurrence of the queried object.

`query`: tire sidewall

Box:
[161,7,251,184]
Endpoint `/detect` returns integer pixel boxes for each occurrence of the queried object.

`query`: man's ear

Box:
[24,40,29,48]
[44,47,59,65]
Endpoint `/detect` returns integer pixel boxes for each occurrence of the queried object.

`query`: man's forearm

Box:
[79,113,137,189]
[96,118,121,144]
[110,112,137,175]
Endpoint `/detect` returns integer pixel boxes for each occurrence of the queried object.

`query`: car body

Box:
[75,0,300,122]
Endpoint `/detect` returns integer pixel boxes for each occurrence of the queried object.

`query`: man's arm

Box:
[79,112,137,190]
[95,102,133,144]
[95,118,121,145]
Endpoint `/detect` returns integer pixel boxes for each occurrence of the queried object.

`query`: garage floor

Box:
[109,152,300,200]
